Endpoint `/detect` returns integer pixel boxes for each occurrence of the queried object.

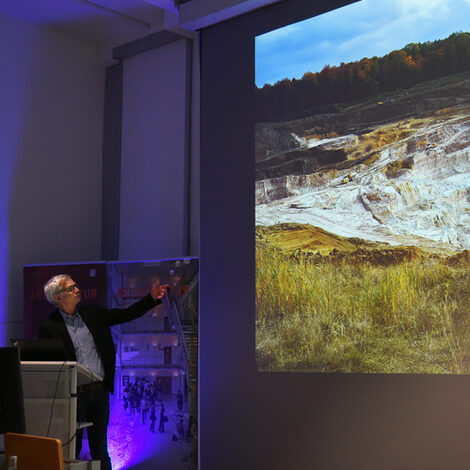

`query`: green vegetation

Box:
[256,32,470,122]
[256,241,470,374]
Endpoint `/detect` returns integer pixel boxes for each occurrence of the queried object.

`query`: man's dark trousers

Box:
[77,387,112,470]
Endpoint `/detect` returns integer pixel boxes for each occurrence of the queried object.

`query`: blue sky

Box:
[255,0,470,87]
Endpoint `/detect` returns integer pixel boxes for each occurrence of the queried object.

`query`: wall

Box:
[119,37,199,260]
[0,13,105,345]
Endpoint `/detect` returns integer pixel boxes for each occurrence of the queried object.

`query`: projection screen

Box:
[255,0,470,374]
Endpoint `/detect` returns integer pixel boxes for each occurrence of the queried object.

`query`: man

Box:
[38,274,167,470]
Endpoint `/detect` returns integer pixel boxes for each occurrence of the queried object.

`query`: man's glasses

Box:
[57,284,79,294]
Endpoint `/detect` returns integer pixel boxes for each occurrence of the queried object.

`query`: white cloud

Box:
[256,0,470,86]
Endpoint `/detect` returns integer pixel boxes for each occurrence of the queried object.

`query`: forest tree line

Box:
[256,32,470,122]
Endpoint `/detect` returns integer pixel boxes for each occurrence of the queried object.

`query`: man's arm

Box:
[107,280,168,326]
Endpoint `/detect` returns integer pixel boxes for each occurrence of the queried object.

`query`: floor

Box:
[80,395,196,470]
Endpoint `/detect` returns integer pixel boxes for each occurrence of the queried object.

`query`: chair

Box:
[4,432,64,470]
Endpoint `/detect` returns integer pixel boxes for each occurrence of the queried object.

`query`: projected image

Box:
[255,0,470,373]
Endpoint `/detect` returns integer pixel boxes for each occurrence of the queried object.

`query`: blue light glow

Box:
[106,395,193,470]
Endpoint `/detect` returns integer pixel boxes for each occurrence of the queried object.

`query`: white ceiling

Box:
[0,0,168,45]
[0,0,282,47]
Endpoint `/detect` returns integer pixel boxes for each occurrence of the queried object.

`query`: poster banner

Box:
[23,258,199,470]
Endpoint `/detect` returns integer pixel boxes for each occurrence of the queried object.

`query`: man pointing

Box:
[38,274,167,470]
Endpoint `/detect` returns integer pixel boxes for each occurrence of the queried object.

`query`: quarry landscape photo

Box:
[255,0,470,373]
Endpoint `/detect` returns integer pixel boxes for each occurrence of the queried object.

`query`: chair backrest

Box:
[5,432,64,470]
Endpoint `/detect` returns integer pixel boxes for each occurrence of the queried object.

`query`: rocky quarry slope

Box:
[255,74,470,252]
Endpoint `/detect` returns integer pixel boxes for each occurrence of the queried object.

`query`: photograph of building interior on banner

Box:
[24,258,199,470]
[255,0,470,374]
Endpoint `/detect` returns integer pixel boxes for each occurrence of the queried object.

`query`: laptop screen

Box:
[11,338,68,362]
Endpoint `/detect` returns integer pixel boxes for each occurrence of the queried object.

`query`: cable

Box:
[61,421,81,448]
[46,361,67,437]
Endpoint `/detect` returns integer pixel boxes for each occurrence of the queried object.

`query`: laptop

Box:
[10,338,68,362]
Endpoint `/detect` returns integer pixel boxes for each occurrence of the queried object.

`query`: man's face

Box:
[54,278,81,312]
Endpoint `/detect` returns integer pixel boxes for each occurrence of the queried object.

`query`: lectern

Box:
[20,361,101,461]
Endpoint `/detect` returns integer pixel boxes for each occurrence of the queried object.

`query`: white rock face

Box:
[256,114,470,251]
[296,133,359,151]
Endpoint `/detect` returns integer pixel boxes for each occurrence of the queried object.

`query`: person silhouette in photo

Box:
[39,274,167,470]
[142,397,149,425]
[187,415,194,438]
[149,407,156,433]
[176,418,184,440]
[123,394,128,412]
[158,403,166,432]
[135,383,141,413]
[177,390,183,411]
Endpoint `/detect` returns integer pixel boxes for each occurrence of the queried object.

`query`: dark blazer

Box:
[38,294,160,394]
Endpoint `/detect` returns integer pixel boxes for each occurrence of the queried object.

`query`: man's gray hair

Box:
[43,274,72,306]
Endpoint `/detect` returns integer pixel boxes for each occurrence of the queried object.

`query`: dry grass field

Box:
[256,225,470,373]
